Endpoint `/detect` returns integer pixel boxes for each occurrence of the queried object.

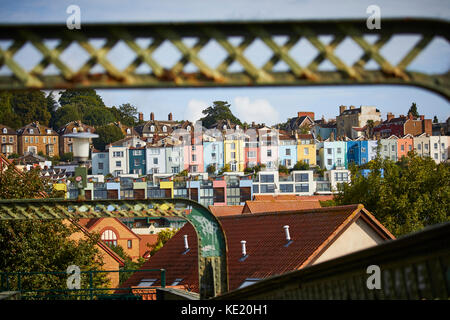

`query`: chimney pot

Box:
[339,106,346,114]
[240,240,247,256]
[168,113,173,121]
[139,112,143,122]
[283,225,291,241]
[183,235,189,250]
[150,112,155,121]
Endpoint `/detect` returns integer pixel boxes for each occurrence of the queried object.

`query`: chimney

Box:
[139,112,143,122]
[419,115,424,121]
[387,112,394,121]
[150,112,154,121]
[339,106,346,114]
[350,105,355,110]
[184,235,189,250]
[168,113,173,121]
[283,225,293,246]
[240,240,247,256]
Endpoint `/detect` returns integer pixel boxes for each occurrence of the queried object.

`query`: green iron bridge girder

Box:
[0,198,228,300]
[0,18,449,99]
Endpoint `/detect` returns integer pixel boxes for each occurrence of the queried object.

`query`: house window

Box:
[231,152,236,160]
[192,154,196,162]
[409,145,412,151]
[9,136,13,143]
[434,153,438,159]
[304,148,309,155]
[29,129,34,134]
[153,157,158,165]
[337,148,341,154]
[285,149,291,156]
[191,165,198,173]
[150,125,155,132]
[401,145,404,151]
[417,144,421,150]
[247,151,256,158]
[1,137,5,143]
[101,229,117,247]
[424,144,428,150]
[327,148,332,155]
[2,128,6,134]
[280,184,293,193]
[260,174,274,183]
[231,142,236,150]
[98,162,104,170]
[162,126,167,132]
[295,173,309,182]
[434,143,438,149]
[327,159,332,166]
[295,184,309,193]
[267,150,272,157]
[116,161,122,167]
[25,137,29,143]
[127,240,132,249]
[30,137,33,143]
[384,145,387,151]
[134,159,140,166]
[192,145,196,151]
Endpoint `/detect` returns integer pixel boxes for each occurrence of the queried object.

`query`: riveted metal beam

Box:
[0,18,448,99]
[0,198,229,300]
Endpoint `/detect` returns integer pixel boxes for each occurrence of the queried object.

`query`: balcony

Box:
[279,174,293,182]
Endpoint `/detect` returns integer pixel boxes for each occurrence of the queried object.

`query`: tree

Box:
[0,166,110,295]
[60,152,74,163]
[58,89,105,108]
[83,106,115,127]
[51,104,83,130]
[206,164,216,175]
[293,161,310,170]
[111,103,139,127]
[200,101,243,128]
[109,244,145,284]
[92,124,125,151]
[218,164,231,175]
[334,153,450,236]
[149,228,179,256]
[408,102,419,117]
[278,164,289,175]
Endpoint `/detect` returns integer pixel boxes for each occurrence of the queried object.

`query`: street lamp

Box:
[63,131,99,200]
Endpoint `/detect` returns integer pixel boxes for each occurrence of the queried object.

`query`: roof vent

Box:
[182,235,190,254]
[239,240,248,261]
[283,225,293,247]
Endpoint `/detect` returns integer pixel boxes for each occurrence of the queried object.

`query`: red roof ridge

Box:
[220,204,362,220]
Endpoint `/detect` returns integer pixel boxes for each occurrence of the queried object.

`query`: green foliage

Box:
[244,163,266,175]
[108,244,145,284]
[149,228,178,257]
[334,153,450,236]
[278,164,289,175]
[111,103,139,127]
[0,166,109,294]
[0,91,51,129]
[93,124,125,151]
[293,160,310,170]
[218,164,231,175]
[51,104,83,129]
[206,164,217,175]
[58,89,105,108]
[60,152,74,163]
[200,101,243,128]
[408,102,419,117]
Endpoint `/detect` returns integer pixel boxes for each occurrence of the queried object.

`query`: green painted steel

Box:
[0,19,448,99]
[213,222,450,300]
[0,198,229,299]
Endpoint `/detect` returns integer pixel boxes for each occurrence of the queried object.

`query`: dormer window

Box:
[126,128,131,134]
[2,128,6,134]
[187,126,191,132]
[29,129,34,134]
[223,125,227,130]
[46,129,51,134]
[163,126,167,132]
[150,125,155,132]
[72,128,77,133]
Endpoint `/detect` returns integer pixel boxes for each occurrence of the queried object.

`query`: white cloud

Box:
[185,99,208,123]
[233,97,280,125]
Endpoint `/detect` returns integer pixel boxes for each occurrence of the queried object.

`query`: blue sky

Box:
[0,0,449,124]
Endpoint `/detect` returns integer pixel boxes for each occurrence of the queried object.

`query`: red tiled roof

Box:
[119,204,395,293]
[139,234,159,258]
[243,200,321,213]
[208,205,244,216]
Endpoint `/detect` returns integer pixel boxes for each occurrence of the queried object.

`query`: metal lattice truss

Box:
[0,198,228,299]
[0,19,449,98]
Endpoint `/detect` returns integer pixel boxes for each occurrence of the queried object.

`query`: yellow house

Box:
[159,180,174,198]
[297,134,316,166]
[224,137,245,172]
[53,183,68,198]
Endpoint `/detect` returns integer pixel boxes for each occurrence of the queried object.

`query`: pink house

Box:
[212,176,227,206]
[183,132,204,173]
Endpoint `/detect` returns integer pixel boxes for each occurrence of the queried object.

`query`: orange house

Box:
[397,135,414,159]
[68,220,125,289]
[78,218,157,262]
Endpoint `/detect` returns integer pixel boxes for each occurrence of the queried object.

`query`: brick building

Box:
[16,121,59,157]
[336,106,381,138]
[373,112,432,138]
[0,124,18,156]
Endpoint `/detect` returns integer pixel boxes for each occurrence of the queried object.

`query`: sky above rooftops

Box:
[0,0,449,125]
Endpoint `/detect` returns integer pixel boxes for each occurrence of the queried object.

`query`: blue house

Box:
[203,140,224,173]
[129,147,146,175]
[347,140,369,166]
